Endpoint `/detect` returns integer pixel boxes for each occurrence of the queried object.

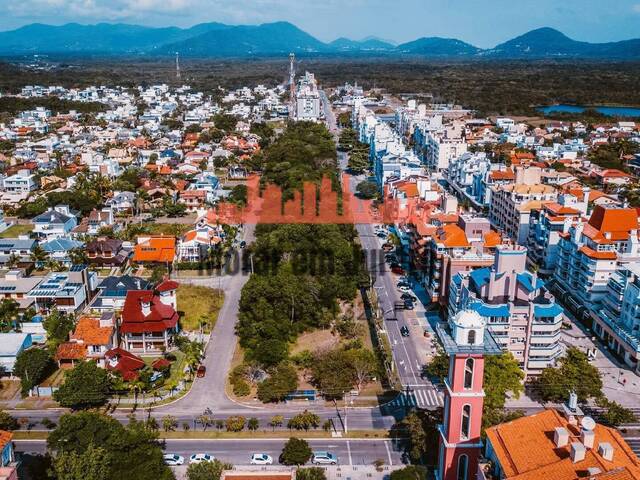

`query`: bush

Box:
[0,410,19,431]
[233,378,251,397]
[225,416,246,432]
[257,363,298,403]
[297,467,327,480]
[287,410,320,431]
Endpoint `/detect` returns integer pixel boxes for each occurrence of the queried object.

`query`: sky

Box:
[1,0,640,47]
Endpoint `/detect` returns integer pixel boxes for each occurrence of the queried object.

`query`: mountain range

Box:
[0,22,639,59]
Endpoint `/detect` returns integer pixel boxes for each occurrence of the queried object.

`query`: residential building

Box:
[526,195,586,275]
[88,275,150,312]
[32,205,78,240]
[132,235,176,265]
[72,208,115,236]
[106,191,136,214]
[594,264,640,373]
[413,120,467,172]
[40,237,84,267]
[554,205,640,318]
[0,333,32,374]
[178,190,207,212]
[0,269,43,310]
[484,408,640,479]
[294,72,321,121]
[2,169,38,193]
[0,237,36,267]
[28,265,97,314]
[0,430,16,479]
[177,228,222,263]
[104,347,145,381]
[119,280,179,353]
[449,245,564,373]
[489,182,557,245]
[86,238,131,267]
[55,313,117,368]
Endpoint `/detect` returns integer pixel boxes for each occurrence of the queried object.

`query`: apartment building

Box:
[413,120,467,172]
[448,245,564,373]
[489,180,557,245]
[554,205,640,318]
[594,264,640,373]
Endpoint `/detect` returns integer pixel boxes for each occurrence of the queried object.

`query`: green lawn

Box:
[177,284,224,332]
[0,224,32,238]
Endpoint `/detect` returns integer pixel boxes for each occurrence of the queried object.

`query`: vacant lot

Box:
[0,224,32,238]
[176,284,224,332]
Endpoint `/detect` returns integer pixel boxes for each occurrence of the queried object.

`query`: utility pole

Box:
[176,52,181,81]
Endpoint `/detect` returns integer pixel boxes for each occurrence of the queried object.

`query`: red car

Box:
[391,266,405,275]
[197,365,206,378]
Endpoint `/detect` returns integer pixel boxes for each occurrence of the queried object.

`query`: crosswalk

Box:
[385,388,444,409]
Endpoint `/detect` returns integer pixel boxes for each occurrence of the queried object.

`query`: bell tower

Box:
[436,310,502,480]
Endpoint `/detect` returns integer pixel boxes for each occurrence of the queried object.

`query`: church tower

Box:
[436,310,502,480]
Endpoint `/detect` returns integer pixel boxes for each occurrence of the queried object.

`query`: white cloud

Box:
[633,3,640,12]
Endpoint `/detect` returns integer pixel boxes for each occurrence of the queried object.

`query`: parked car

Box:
[401,293,417,302]
[397,285,411,293]
[190,454,215,464]
[250,453,273,465]
[396,280,410,288]
[404,299,414,310]
[163,454,185,466]
[240,240,247,248]
[391,266,405,275]
[197,365,206,377]
[400,325,410,337]
[312,451,338,465]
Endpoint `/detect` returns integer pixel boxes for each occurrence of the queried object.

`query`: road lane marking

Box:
[385,441,393,466]
[347,440,352,465]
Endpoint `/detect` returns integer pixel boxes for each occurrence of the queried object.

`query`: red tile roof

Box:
[156,279,179,292]
[70,317,113,345]
[55,342,87,361]
[105,347,145,380]
[485,409,640,480]
[132,236,176,263]
[120,290,178,334]
[0,430,12,452]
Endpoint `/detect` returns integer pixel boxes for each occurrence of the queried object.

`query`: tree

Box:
[53,444,111,480]
[187,459,233,480]
[162,415,178,432]
[212,113,237,133]
[310,348,358,399]
[597,398,637,427]
[248,417,260,431]
[389,466,428,480]
[257,363,298,403]
[43,309,75,351]
[287,410,320,430]
[68,248,89,266]
[296,467,327,480]
[0,299,19,332]
[392,409,441,465]
[48,412,173,480]
[269,415,284,431]
[253,338,289,368]
[424,347,449,381]
[54,361,111,409]
[13,347,54,396]
[0,410,19,431]
[225,416,246,432]
[280,437,312,465]
[30,244,49,266]
[343,348,377,391]
[484,353,524,411]
[535,347,603,403]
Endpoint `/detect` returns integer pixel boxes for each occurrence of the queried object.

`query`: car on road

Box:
[312,451,338,465]
[401,293,417,302]
[404,299,414,310]
[397,285,411,293]
[391,266,405,275]
[396,280,410,288]
[163,454,185,466]
[190,453,215,464]
[376,231,387,238]
[250,453,273,465]
[240,240,247,248]
[400,325,410,337]
[197,365,206,377]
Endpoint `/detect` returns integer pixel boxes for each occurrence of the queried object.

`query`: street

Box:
[13,438,404,467]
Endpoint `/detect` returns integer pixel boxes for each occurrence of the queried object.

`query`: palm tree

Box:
[30,245,48,268]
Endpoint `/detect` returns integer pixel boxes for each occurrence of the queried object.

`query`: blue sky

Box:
[1,0,640,47]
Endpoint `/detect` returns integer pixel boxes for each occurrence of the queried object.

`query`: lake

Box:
[537,104,640,118]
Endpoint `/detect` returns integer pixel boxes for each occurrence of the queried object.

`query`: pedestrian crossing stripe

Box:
[387,389,444,408]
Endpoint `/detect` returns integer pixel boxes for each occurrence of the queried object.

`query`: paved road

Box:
[14,438,404,467]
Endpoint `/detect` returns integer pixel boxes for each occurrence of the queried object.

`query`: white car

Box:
[312,451,338,465]
[397,285,412,293]
[163,454,185,466]
[190,453,215,464]
[250,453,273,465]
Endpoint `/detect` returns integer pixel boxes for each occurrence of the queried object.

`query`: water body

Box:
[538,104,640,118]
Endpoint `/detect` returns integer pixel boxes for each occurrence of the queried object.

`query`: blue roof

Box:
[452,274,463,286]
[517,272,545,292]
[42,238,84,252]
[534,304,563,318]
[469,268,491,291]
[470,302,510,317]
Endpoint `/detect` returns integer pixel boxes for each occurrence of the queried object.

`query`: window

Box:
[461,405,471,440]
[457,454,468,480]
[464,358,474,389]
[467,329,476,345]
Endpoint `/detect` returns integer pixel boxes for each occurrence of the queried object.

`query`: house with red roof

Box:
[119,280,179,353]
[132,235,176,265]
[104,347,145,381]
[54,313,116,368]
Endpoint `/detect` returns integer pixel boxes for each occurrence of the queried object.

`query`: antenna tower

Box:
[176,52,181,81]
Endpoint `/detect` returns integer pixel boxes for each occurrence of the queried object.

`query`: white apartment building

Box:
[3,169,38,193]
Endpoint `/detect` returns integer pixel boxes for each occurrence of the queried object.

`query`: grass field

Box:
[0,224,32,238]
[177,284,224,332]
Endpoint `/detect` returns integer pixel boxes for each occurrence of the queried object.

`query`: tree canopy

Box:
[13,347,54,396]
[54,361,111,409]
[280,437,312,465]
